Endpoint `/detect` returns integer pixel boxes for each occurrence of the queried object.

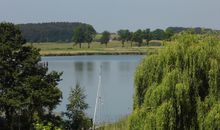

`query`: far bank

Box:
[28,41,162,56]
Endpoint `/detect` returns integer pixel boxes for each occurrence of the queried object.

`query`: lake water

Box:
[42,55,144,123]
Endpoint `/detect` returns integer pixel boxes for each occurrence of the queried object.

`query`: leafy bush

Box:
[130,33,220,130]
[34,122,61,130]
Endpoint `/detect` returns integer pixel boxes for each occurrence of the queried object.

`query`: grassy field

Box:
[96,117,129,130]
[28,40,162,56]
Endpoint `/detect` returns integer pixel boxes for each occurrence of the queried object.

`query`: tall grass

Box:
[96,117,129,130]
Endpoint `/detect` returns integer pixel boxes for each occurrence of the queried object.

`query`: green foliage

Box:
[143,29,151,45]
[166,27,217,35]
[0,22,26,49]
[117,29,131,47]
[132,29,144,46]
[18,22,219,43]
[130,33,220,130]
[0,22,62,129]
[34,122,62,130]
[64,84,92,130]
[72,25,85,45]
[84,25,96,48]
[72,24,96,48]
[150,29,167,40]
[18,22,89,42]
[97,117,129,130]
[100,31,111,47]
[165,28,175,40]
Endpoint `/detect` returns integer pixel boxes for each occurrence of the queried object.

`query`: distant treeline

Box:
[166,27,216,34]
[18,22,89,43]
[148,27,219,40]
[18,22,220,43]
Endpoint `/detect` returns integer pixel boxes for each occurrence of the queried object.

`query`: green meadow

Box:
[29,40,162,56]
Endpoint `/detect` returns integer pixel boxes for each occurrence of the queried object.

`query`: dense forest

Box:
[18,22,90,43]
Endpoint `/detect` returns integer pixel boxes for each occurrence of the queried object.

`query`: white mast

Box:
[93,65,102,130]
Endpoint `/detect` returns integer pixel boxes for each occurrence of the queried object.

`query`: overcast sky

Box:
[0,0,219,32]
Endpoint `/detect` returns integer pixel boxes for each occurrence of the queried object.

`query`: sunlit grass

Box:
[96,117,129,130]
[27,40,162,56]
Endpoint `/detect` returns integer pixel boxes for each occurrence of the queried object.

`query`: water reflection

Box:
[42,55,143,123]
[87,62,94,71]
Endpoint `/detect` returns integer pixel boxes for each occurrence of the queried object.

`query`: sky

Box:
[0,0,220,32]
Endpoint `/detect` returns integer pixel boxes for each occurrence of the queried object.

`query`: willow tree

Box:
[130,33,220,130]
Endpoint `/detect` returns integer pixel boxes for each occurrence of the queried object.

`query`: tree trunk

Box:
[122,41,125,47]
[26,108,35,130]
[130,41,133,47]
[138,42,141,47]
[6,108,14,130]
[79,43,81,48]
[88,43,90,48]
[147,40,149,46]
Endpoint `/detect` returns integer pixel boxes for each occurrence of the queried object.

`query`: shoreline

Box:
[39,50,158,56]
[31,41,162,56]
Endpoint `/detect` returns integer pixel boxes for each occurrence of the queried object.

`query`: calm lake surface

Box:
[42,55,144,123]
